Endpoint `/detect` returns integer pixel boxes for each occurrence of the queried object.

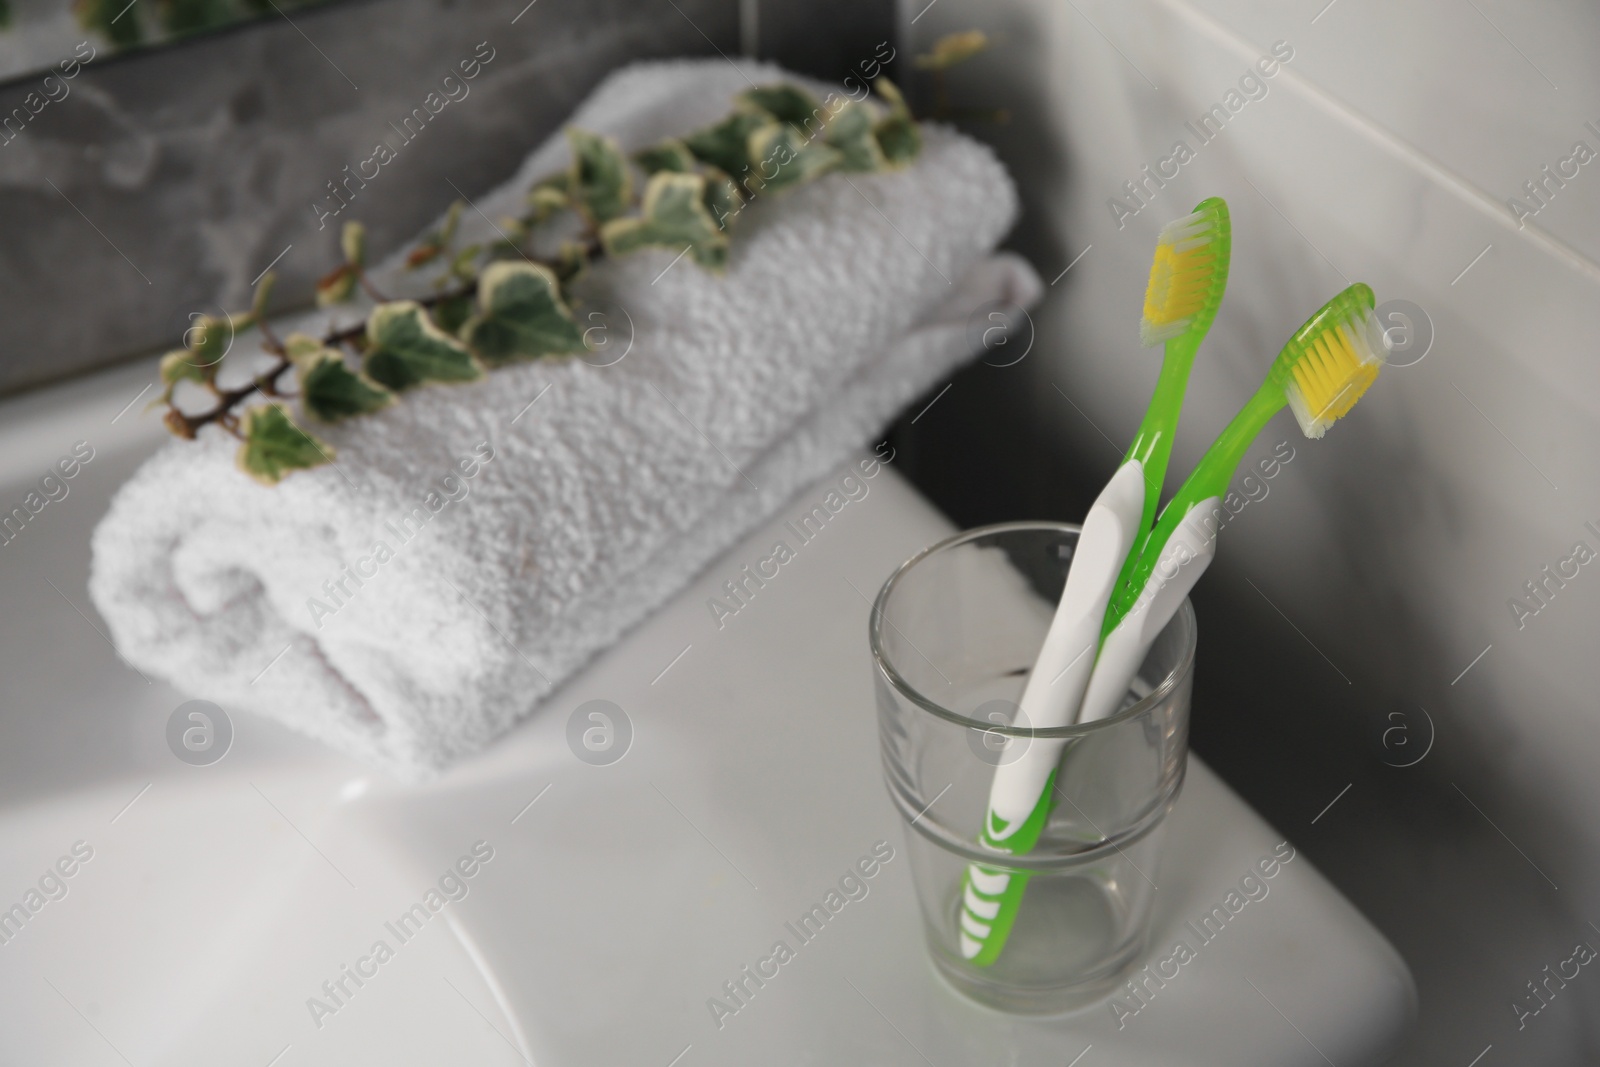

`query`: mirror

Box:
[0,0,336,83]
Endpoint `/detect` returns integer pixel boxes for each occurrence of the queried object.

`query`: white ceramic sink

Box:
[0,358,1414,1065]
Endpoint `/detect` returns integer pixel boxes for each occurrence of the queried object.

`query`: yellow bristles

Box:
[1139,210,1224,346]
[1283,309,1386,438]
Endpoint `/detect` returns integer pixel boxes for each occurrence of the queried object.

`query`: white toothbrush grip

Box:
[982,461,1145,836]
[1076,497,1220,726]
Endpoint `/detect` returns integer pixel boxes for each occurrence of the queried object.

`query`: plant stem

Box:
[357,271,391,304]
[172,359,294,437]
[168,278,486,438]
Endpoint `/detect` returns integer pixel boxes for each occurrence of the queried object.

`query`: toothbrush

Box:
[955,460,1145,966]
[962,284,1387,965]
[1101,282,1387,644]
[1114,199,1231,567]
[956,202,1229,967]
[955,499,1205,969]
[1074,499,1219,726]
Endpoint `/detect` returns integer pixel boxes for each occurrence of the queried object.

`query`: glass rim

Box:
[869,520,1197,738]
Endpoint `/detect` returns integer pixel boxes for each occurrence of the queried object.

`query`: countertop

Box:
[0,359,1415,1065]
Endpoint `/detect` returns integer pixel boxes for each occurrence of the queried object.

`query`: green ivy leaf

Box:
[406,203,463,271]
[282,333,324,361]
[186,314,232,369]
[460,261,587,366]
[527,175,571,224]
[824,102,887,173]
[738,84,826,133]
[438,200,464,246]
[363,302,483,391]
[341,220,366,267]
[873,75,909,112]
[746,123,841,193]
[556,240,588,285]
[316,263,358,306]
[157,319,226,405]
[874,114,921,167]
[485,240,527,265]
[250,271,276,322]
[237,403,332,485]
[601,172,729,271]
[76,0,143,47]
[431,292,474,334]
[701,167,741,232]
[447,243,482,283]
[682,111,768,180]
[488,216,532,263]
[866,77,921,167]
[157,0,232,36]
[635,140,696,175]
[159,349,208,388]
[913,29,992,70]
[566,128,632,225]
[290,339,393,422]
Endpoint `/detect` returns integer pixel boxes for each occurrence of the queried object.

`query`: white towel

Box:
[88,59,1042,777]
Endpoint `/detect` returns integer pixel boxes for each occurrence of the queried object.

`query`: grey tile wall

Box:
[0,0,756,396]
[0,0,895,398]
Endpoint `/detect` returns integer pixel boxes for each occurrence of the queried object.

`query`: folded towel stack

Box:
[89,59,1041,777]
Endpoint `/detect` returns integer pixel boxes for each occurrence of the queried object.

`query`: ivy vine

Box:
[159,35,991,485]
[65,0,327,50]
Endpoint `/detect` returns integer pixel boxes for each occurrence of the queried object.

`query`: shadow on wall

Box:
[889,0,1598,1061]
[885,0,1089,526]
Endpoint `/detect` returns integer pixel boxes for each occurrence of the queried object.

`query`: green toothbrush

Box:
[957,201,1230,968]
[1102,282,1386,637]
[1107,198,1232,605]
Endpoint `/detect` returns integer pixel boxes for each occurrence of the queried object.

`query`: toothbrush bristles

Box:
[1140,208,1227,347]
[1283,307,1387,438]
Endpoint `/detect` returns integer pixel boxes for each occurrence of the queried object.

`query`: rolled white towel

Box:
[88,59,1042,777]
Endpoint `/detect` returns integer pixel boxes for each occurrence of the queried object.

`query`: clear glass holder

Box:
[870,522,1196,1014]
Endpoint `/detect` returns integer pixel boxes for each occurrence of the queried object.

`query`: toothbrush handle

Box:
[982,461,1144,835]
[960,509,1219,968]
[956,771,1055,968]
[957,463,1145,967]
[1079,497,1219,725]
[1105,383,1282,634]
[1121,331,1201,535]
[957,503,1219,968]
